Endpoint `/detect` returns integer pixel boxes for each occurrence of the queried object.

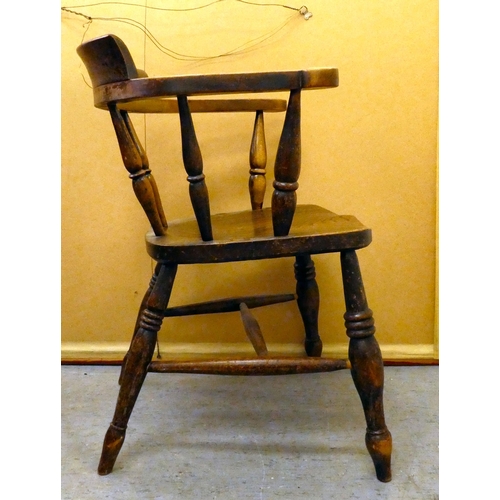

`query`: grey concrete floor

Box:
[61,365,438,499]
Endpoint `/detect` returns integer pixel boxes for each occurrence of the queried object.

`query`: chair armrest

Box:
[93,68,339,109]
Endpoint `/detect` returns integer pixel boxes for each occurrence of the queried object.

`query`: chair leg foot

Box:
[366,428,392,482]
[97,423,126,475]
[97,328,156,475]
[349,336,393,482]
[304,338,323,357]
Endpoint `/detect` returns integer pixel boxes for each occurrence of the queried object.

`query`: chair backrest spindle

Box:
[109,104,168,236]
[249,110,267,210]
[177,95,213,241]
[77,34,168,236]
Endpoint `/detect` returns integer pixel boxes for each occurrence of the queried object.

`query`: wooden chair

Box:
[77,33,392,482]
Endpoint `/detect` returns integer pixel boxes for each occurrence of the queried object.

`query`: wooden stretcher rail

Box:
[148,357,350,375]
[164,293,296,317]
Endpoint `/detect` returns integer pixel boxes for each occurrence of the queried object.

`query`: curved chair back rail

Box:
[91,68,339,109]
[77,34,339,239]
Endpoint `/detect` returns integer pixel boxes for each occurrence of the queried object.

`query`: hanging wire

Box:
[63,1,307,14]
[65,1,225,12]
[61,1,311,60]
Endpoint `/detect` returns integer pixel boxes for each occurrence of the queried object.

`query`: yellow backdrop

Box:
[61,0,438,361]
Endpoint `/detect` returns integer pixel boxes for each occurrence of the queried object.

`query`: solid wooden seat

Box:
[77,33,392,483]
[146,205,371,264]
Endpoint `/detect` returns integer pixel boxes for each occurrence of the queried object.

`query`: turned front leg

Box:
[119,263,162,385]
[98,264,178,475]
[294,254,322,356]
[341,250,392,482]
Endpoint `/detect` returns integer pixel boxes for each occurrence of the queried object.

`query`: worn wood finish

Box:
[109,104,167,236]
[341,250,392,482]
[249,110,267,210]
[77,34,392,483]
[295,254,322,357]
[146,205,371,264]
[98,263,178,476]
[148,357,349,375]
[76,34,139,87]
[91,68,339,109]
[239,303,269,357]
[177,95,213,241]
[77,35,337,109]
[272,89,301,236]
[119,263,162,385]
[164,293,296,317]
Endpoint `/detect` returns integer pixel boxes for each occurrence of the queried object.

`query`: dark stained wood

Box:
[384,359,439,366]
[164,293,296,317]
[341,250,392,482]
[148,357,349,375]
[119,263,162,385]
[177,95,213,241]
[145,205,371,264]
[98,263,177,476]
[295,254,322,357]
[77,33,392,483]
[77,35,339,112]
[92,68,339,109]
[272,89,301,236]
[76,33,139,87]
[109,105,167,236]
[63,358,438,366]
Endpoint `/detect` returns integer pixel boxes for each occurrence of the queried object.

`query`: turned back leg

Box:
[294,254,323,357]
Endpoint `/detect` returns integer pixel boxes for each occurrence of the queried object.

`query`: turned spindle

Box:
[249,110,267,210]
[109,105,167,236]
[177,95,213,241]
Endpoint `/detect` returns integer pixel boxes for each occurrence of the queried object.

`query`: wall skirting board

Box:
[61,342,437,363]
